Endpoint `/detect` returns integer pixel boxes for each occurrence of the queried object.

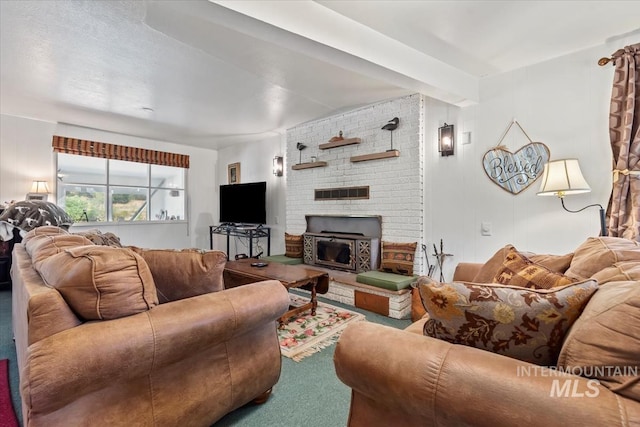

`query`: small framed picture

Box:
[26,193,48,201]
[228,162,241,184]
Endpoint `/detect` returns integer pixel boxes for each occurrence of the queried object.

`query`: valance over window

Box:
[52,135,190,168]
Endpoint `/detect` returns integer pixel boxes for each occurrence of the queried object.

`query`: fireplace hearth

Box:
[303,215,381,273]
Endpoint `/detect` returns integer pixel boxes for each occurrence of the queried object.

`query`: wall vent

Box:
[314,186,369,201]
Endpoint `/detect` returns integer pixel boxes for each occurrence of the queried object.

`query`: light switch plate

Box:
[481,222,492,236]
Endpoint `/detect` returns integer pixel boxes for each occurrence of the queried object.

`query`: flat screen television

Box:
[219,181,267,225]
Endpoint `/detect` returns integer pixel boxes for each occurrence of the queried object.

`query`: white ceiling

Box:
[1,0,638,150]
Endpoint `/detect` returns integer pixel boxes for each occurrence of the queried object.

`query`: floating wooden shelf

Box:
[291,161,328,170]
[319,137,362,150]
[350,150,400,163]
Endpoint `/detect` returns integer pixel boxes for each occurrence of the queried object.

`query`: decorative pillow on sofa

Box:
[0,201,73,237]
[473,244,573,283]
[73,229,123,247]
[564,237,640,281]
[419,280,598,365]
[129,247,227,303]
[36,246,158,320]
[380,241,417,276]
[492,247,576,289]
[285,233,303,258]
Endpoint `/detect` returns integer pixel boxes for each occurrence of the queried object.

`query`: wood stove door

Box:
[314,236,356,271]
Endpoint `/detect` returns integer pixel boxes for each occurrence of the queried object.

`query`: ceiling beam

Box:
[211,0,479,106]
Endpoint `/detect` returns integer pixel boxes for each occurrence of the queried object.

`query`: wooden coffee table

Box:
[223,259,329,325]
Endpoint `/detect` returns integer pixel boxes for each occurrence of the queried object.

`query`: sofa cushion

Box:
[557,280,640,401]
[492,247,576,289]
[22,225,70,244]
[262,254,304,265]
[473,245,573,283]
[419,280,598,365]
[356,270,417,291]
[129,247,226,303]
[380,241,417,276]
[36,246,158,320]
[565,237,640,280]
[25,231,94,269]
[285,233,303,258]
[591,261,640,285]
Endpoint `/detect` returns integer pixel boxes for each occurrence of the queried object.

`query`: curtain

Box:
[52,135,190,168]
[606,43,640,241]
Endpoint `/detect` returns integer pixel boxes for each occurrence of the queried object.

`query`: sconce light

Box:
[273,156,283,177]
[537,159,607,236]
[26,180,50,201]
[438,123,454,156]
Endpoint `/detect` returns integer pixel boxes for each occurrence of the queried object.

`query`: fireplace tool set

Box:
[422,239,452,281]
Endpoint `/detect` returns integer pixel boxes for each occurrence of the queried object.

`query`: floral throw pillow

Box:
[419,280,598,365]
[492,247,576,289]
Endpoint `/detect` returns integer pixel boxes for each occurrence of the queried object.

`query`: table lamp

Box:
[537,159,607,236]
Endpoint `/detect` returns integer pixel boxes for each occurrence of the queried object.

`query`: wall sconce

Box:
[438,123,454,156]
[273,156,283,176]
[537,158,607,236]
[26,180,50,201]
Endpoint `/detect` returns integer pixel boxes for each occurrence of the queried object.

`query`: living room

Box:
[1,1,639,426]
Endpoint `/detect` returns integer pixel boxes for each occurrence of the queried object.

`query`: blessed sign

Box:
[482,142,550,194]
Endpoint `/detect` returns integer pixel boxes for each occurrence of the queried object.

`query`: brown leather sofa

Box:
[334,237,640,427]
[11,226,290,426]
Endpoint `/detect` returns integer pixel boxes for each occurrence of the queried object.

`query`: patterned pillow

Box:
[285,233,303,258]
[73,229,123,247]
[0,201,73,235]
[419,280,598,365]
[380,241,417,276]
[492,247,576,289]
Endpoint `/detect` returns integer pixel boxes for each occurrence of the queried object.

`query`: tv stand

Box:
[210,224,270,260]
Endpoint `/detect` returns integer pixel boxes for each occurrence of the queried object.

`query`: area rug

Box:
[0,359,19,427]
[278,295,365,361]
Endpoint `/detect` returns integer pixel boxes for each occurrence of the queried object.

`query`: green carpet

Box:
[0,289,410,426]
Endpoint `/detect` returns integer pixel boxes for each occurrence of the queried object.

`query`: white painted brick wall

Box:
[286,94,425,273]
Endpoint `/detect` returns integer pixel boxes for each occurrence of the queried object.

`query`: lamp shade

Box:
[30,180,50,194]
[537,159,591,197]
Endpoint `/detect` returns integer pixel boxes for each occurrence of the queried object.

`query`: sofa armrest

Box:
[452,262,482,282]
[23,280,290,414]
[334,322,637,426]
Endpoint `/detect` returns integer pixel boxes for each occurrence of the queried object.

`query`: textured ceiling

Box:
[1,0,638,149]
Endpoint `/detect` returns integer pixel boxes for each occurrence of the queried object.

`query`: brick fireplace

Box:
[303,215,381,273]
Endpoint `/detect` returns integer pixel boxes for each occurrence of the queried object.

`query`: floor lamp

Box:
[537,159,607,236]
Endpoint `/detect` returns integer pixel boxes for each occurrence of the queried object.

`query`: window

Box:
[57,153,187,223]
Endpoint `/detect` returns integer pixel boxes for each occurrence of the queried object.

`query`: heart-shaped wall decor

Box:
[482,143,550,194]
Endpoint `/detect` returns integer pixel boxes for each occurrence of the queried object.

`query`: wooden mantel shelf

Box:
[319,137,362,150]
[291,161,328,170]
[350,150,400,163]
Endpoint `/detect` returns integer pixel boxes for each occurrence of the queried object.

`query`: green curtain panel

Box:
[606,43,640,241]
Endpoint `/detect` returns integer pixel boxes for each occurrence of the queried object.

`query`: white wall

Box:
[427,39,633,280]
[214,134,287,259]
[0,115,218,249]
[286,94,425,272]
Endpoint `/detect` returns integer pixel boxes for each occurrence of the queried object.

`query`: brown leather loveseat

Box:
[334,237,640,427]
[12,226,290,426]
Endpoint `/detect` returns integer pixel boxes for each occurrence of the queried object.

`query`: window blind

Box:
[52,135,190,168]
